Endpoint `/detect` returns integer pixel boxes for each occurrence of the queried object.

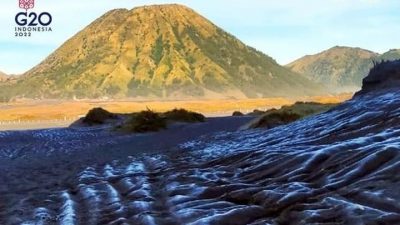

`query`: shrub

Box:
[117,108,205,133]
[82,107,116,125]
[247,109,265,116]
[280,102,337,117]
[164,108,205,123]
[248,102,337,129]
[232,111,244,116]
[122,110,167,133]
[250,111,302,129]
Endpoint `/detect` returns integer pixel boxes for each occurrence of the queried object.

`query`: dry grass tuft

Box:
[232,111,244,116]
[120,110,167,133]
[82,107,117,125]
[164,108,205,123]
[117,108,205,133]
[248,102,338,129]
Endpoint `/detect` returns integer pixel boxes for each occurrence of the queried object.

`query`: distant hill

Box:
[0,4,323,100]
[287,46,400,92]
[287,46,380,92]
[0,71,9,82]
[379,49,400,61]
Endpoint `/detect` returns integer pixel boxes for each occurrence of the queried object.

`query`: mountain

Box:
[0,71,9,82]
[287,46,400,92]
[287,46,378,92]
[379,49,400,61]
[1,4,322,100]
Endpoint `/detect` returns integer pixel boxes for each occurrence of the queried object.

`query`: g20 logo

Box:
[15,12,52,26]
[14,0,53,37]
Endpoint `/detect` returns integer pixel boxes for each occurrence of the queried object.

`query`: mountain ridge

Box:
[287,46,400,92]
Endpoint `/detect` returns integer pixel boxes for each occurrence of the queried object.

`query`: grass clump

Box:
[280,102,337,117]
[232,111,244,116]
[247,109,265,116]
[164,108,205,123]
[250,111,302,129]
[82,107,116,125]
[118,108,205,133]
[122,110,167,133]
[248,102,337,129]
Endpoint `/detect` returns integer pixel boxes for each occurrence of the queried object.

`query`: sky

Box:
[0,0,399,74]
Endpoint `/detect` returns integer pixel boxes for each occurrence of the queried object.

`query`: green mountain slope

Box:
[1,4,322,100]
[287,46,400,92]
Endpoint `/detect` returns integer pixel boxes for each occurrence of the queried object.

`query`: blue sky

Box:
[0,0,399,74]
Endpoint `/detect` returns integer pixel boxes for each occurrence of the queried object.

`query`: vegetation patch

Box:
[250,111,301,129]
[164,108,205,123]
[151,36,164,65]
[247,109,265,116]
[82,107,117,125]
[117,108,205,133]
[232,111,244,116]
[248,102,337,129]
[120,110,167,133]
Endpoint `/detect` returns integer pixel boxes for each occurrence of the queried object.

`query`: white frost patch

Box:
[106,184,122,205]
[104,164,116,178]
[125,162,145,174]
[129,200,152,212]
[79,185,100,224]
[323,197,386,215]
[180,140,202,149]
[22,207,52,225]
[59,191,76,225]
[78,167,99,182]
